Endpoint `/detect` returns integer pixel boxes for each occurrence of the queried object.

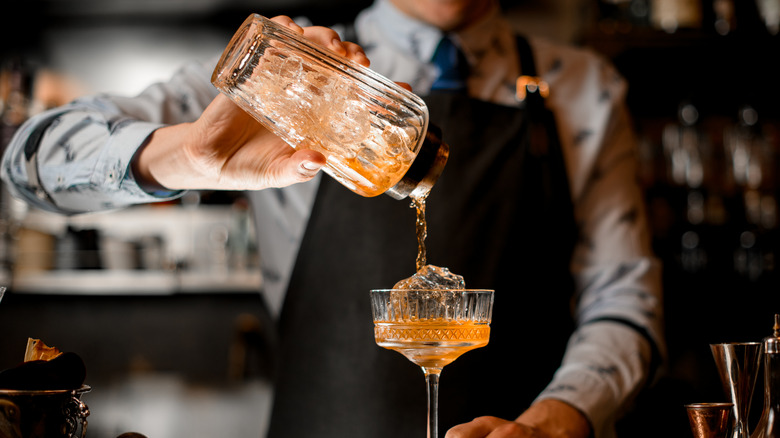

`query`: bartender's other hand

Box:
[273,15,370,67]
[133,16,371,192]
[445,399,591,438]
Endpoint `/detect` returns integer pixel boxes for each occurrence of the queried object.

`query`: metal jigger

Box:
[686,403,734,438]
[711,342,763,438]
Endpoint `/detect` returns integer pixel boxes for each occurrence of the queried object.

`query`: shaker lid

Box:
[385,125,449,200]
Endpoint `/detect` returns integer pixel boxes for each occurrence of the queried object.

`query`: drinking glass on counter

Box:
[370,289,494,438]
[686,402,733,438]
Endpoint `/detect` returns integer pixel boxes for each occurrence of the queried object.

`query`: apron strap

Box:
[515,35,554,156]
[515,35,538,76]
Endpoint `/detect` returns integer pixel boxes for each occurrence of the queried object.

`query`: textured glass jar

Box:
[211,14,448,199]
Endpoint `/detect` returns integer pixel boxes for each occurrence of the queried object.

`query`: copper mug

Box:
[0,385,90,438]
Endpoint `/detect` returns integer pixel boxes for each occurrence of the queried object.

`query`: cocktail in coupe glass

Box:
[370,289,494,438]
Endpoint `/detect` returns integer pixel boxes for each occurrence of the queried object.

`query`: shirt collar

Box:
[369,0,443,62]
[355,0,517,97]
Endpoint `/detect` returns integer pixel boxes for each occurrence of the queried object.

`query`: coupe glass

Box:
[370,289,494,438]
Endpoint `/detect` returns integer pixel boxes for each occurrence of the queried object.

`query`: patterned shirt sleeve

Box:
[1,59,219,214]
[531,38,664,438]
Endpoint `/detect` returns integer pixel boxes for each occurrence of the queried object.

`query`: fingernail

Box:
[331,38,345,51]
[301,161,322,171]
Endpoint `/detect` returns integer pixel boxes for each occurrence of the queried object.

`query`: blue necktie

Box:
[430,36,469,92]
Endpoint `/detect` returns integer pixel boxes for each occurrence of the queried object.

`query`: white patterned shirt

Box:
[1,1,663,436]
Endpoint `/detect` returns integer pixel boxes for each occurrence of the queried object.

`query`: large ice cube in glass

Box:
[393,265,466,290]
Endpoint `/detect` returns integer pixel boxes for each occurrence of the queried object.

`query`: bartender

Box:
[2,0,663,437]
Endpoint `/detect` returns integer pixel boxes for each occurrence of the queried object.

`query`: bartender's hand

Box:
[131,15,370,192]
[445,399,592,438]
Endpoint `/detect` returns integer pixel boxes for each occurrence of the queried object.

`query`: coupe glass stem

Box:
[424,367,442,438]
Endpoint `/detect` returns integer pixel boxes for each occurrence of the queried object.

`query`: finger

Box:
[446,416,531,438]
[396,81,412,92]
[487,422,537,438]
[342,42,370,67]
[288,149,326,182]
[302,26,346,56]
[446,416,501,438]
[270,15,304,34]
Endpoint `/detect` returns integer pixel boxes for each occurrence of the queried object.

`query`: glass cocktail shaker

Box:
[211,14,448,199]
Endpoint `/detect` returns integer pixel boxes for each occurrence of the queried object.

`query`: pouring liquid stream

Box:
[412,193,428,272]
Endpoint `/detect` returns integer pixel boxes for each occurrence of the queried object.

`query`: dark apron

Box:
[267,37,578,438]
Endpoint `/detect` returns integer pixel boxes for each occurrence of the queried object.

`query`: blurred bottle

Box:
[663,102,706,189]
[757,0,780,34]
[596,0,651,32]
[734,190,777,282]
[751,315,780,438]
[0,58,34,285]
[227,197,259,272]
[725,106,777,282]
[1,58,32,154]
[724,106,763,191]
[650,0,702,32]
[680,190,709,273]
[712,0,737,35]
[662,102,730,274]
[702,0,771,35]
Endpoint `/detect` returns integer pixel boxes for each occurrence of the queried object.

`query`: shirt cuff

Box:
[95,121,184,202]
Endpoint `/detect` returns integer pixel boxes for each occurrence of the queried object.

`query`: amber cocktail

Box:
[370,289,494,438]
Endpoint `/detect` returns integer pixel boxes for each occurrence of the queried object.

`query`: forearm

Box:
[0,58,219,214]
[0,105,180,214]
